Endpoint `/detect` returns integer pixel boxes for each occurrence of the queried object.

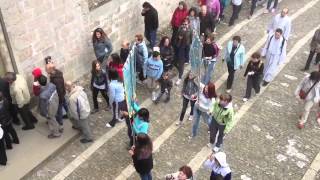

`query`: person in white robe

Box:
[267,8,292,41]
[261,28,287,86]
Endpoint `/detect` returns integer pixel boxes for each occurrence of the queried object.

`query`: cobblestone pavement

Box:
[23,0,320,179]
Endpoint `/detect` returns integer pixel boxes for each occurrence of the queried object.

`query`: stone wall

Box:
[0,0,194,83]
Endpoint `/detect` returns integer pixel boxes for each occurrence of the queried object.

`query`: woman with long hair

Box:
[90,60,110,113]
[92,28,113,66]
[159,36,174,72]
[129,133,153,180]
[108,53,124,81]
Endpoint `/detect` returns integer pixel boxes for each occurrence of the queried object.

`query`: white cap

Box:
[153,46,160,52]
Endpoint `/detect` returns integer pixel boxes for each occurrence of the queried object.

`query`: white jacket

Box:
[10,74,31,108]
[295,75,320,102]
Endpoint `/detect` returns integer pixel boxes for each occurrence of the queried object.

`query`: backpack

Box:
[267,35,286,53]
[212,42,220,58]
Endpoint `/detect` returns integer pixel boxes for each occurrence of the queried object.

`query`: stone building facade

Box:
[0,0,194,83]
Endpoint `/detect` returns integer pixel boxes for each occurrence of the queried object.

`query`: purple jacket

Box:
[207,0,220,18]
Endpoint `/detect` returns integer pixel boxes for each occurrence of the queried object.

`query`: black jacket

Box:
[0,99,12,126]
[158,77,173,93]
[50,69,66,104]
[175,27,193,47]
[199,12,215,36]
[244,61,264,77]
[132,152,153,174]
[90,70,108,90]
[0,78,12,102]
[141,6,159,31]
[160,46,174,70]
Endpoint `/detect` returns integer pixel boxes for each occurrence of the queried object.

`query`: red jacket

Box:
[198,0,206,5]
[109,62,124,80]
[171,7,188,28]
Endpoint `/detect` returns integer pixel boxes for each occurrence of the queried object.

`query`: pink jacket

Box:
[207,0,220,18]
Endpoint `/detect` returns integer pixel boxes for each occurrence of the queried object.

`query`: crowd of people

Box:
[1,0,320,179]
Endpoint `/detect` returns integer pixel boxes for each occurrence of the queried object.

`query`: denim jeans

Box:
[145,29,157,48]
[139,172,152,180]
[192,107,212,137]
[201,59,216,84]
[56,98,68,125]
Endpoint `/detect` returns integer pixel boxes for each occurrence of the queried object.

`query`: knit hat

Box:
[32,67,42,78]
[214,152,228,167]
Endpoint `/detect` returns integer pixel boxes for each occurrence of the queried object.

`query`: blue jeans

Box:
[139,172,152,180]
[201,59,216,84]
[145,29,157,48]
[56,98,68,125]
[192,107,211,137]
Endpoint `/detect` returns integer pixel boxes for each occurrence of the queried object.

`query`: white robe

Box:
[261,34,287,82]
[268,14,292,40]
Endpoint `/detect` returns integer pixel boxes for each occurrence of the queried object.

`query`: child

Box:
[108,53,124,81]
[165,165,193,180]
[243,52,264,102]
[133,108,150,135]
[208,94,234,152]
[32,67,43,96]
[204,152,232,180]
[176,71,199,125]
[120,40,130,64]
[153,72,173,104]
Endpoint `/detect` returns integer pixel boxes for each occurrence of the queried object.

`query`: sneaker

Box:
[175,121,183,126]
[226,89,232,93]
[188,135,193,140]
[117,118,125,122]
[262,81,269,86]
[175,79,182,85]
[271,8,275,13]
[185,62,189,65]
[59,126,64,133]
[91,108,99,114]
[48,134,61,139]
[208,130,210,134]
[213,146,220,152]
[22,126,35,130]
[105,123,112,128]
[188,115,193,121]
[242,98,248,102]
[80,139,93,144]
[297,122,304,129]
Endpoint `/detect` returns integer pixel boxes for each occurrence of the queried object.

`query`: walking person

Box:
[188,7,200,35]
[65,81,93,144]
[38,76,61,138]
[174,19,193,85]
[199,5,216,37]
[219,0,231,22]
[202,35,219,85]
[261,28,287,86]
[242,52,264,102]
[223,36,246,93]
[295,71,320,129]
[106,69,126,128]
[249,0,259,19]
[135,34,149,84]
[267,8,291,41]
[228,0,242,26]
[208,94,235,152]
[144,51,163,100]
[207,0,221,22]
[302,28,320,71]
[4,72,38,130]
[92,28,113,67]
[159,36,174,72]
[264,0,278,14]
[189,82,217,139]
[0,92,19,149]
[176,71,199,126]
[204,152,232,180]
[141,2,159,48]
[0,77,20,125]
[91,60,110,114]
[171,1,189,47]
[129,133,153,180]
[165,165,193,180]
[153,72,173,104]
[46,63,67,128]
[0,125,7,166]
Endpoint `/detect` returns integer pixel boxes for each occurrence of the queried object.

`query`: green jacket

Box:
[210,100,235,133]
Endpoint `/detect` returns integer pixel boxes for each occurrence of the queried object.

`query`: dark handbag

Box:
[299,81,318,100]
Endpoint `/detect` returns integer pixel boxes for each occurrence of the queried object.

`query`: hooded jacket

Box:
[39,83,59,119]
[144,57,163,80]
[204,156,232,180]
[171,2,188,28]
[135,41,149,72]
[209,100,234,133]
[67,86,91,120]
[10,74,31,108]
[50,69,66,104]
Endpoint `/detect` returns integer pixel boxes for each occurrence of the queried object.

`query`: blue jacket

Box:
[224,41,246,70]
[108,80,125,103]
[144,57,163,80]
[135,42,149,72]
